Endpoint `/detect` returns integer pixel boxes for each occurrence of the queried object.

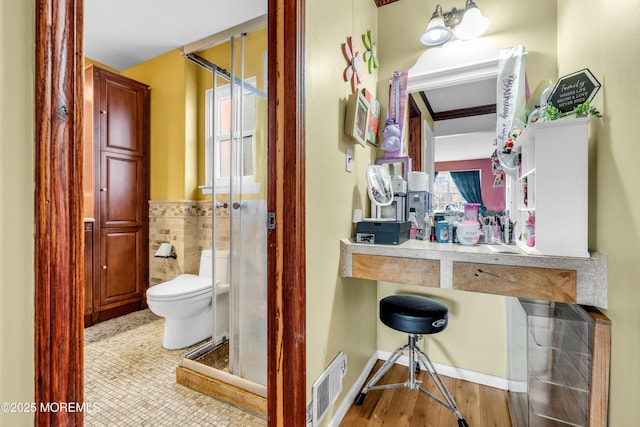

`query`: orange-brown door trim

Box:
[34,0,85,425]
[268,0,307,424]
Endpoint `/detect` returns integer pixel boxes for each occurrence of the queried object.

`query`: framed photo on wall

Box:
[345,91,370,146]
[361,88,380,146]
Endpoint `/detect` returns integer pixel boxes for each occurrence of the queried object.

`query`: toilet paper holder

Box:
[155,243,177,259]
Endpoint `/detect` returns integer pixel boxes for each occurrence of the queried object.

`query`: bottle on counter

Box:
[429,225,437,242]
[437,221,449,243]
[408,208,419,239]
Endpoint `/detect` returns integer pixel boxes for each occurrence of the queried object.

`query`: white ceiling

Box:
[84,0,267,70]
[425,79,497,161]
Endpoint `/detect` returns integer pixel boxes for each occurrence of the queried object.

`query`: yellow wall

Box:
[195,28,269,201]
[374,0,559,380]
[304,0,380,421]
[122,28,268,202]
[122,50,193,200]
[558,1,640,425]
[0,0,34,425]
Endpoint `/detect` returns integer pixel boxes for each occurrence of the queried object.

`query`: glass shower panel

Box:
[228,32,268,386]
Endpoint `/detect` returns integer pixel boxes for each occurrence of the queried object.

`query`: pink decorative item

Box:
[342,36,362,94]
[382,71,408,156]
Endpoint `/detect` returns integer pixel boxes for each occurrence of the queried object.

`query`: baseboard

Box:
[377,349,510,390]
[328,349,510,426]
[326,352,379,427]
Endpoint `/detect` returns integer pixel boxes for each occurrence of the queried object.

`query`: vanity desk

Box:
[339,238,607,307]
[339,238,610,426]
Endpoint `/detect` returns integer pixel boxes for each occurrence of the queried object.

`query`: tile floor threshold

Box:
[84,309,266,426]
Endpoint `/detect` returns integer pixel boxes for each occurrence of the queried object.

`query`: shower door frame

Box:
[33,0,307,425]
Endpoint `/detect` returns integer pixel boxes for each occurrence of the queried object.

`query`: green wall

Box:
[0,0,34,425]
[304,0,380,423]
[557,1,640,425]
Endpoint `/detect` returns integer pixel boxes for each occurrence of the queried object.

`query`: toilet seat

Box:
[147,274,211,301]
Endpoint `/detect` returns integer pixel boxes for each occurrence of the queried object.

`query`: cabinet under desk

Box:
[339,238,608,308]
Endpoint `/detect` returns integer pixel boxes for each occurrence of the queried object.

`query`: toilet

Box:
[147,249,230,350]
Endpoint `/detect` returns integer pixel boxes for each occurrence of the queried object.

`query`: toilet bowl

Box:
[147,249,230,349]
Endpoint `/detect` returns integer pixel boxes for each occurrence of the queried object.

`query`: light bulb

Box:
[420,17,452,46]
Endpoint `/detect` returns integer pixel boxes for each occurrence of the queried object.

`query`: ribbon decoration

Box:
[495,45,527,179]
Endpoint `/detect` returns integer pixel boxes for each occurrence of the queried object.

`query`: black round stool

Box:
[354,295,469,427]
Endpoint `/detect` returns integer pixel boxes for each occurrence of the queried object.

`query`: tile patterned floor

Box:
[84,309,266,426]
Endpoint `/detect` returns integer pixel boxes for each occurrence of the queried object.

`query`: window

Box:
[433,171,467,212]
[203,77,259,194]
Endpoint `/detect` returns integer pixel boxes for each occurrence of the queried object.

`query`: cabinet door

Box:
[98,228,143,309]
[84,221,94,323]
[97,70,149,156]
[99,152,146,228]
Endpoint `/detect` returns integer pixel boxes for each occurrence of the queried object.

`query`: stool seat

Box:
[380,295,448,335]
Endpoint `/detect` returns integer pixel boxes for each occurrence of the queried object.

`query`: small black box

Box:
[355,221,410,245]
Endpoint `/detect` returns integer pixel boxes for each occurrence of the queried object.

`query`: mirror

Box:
[406,40,516,214]
[407,39,503,163]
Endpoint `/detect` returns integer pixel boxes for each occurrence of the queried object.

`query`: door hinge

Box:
[267,212,276,230]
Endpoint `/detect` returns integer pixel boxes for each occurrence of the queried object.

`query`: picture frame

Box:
[344,91,370,146]
[376,156,411,181]
[361,88,380,146]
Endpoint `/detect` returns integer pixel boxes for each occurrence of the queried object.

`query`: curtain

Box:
[450,170,484,212]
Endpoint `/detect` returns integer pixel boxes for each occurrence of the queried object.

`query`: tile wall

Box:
[149,200,230,286]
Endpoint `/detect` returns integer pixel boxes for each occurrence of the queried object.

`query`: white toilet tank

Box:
[199,249,230,284]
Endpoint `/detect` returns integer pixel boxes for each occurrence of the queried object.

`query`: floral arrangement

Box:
[503,125,523,154]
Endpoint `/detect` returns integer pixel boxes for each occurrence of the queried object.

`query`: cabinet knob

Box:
[100,110,106,114]
[102,265,107,269]
[100,188,107,192]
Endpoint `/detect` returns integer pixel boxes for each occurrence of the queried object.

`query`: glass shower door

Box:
[227,32,268,386]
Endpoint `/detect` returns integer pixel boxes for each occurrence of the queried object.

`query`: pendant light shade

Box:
[419,1,490,47]
[454,2,490,40]
[420,5,452,46]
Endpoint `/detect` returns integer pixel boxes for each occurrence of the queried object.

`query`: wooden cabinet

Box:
[84,65,149,325]
[513,117,589,258]
[84,220,94,326]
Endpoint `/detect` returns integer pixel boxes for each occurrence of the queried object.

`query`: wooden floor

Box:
[340,360,512,427]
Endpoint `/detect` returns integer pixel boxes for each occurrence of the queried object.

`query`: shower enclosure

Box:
[181,20,268,392]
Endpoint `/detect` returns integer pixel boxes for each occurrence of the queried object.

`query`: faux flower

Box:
[503,125,522,154]
[342,36,362,93]
[362,30,378,74]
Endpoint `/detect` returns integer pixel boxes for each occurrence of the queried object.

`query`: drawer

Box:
[351,254,440,287]
[452,262,576,303]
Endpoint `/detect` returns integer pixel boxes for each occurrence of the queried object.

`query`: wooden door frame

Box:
[34,0,306,425]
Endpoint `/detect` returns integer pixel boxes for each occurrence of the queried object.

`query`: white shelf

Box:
[512,117,590,258]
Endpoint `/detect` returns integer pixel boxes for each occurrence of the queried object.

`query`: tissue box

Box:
[356,221,410,245]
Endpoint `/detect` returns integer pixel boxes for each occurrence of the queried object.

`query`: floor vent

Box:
[311,352,347,426]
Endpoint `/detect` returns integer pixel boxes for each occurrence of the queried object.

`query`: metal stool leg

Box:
[414,340,468,427]
[354,342,409,405]
[354,334,469,427]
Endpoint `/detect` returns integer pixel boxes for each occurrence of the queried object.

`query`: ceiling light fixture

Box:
[419,5,452,46]
[420,0,490,46]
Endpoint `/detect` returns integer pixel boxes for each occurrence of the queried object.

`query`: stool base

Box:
[354,334,468,427]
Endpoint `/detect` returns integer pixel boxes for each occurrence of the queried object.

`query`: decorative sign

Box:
[548,68,601,113]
